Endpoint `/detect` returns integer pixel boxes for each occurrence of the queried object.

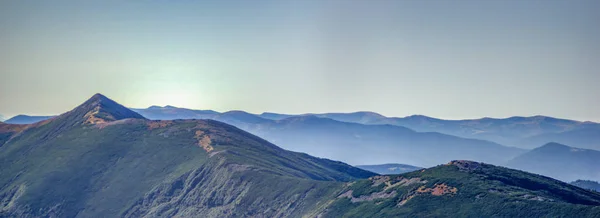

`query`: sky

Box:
[1,0,599,121]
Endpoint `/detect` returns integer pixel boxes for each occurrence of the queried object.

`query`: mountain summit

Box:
[64,93,146,125]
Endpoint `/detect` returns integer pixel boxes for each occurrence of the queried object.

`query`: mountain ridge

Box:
[0,94,376,217]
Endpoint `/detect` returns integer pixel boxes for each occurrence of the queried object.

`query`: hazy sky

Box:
[1,0,599,121]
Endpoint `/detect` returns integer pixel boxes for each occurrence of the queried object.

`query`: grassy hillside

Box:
[320,161,600,217]
[0,94,374,217]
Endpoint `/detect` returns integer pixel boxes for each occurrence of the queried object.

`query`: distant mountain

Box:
[259,112,295,120]
[506,143,600,182]
[520,123,600,150]
[0,94,374,217]
[311,111,389,124]
[246,116,525,167]
[131,105,218,120]
[128,109,526,167]
[356,163,422,175]
[0,114,5,122]
[1,94,600,217]
[260,112,600,150]
[259,111,389,123]
[4,115,54,124]
[16,107,600,150]
[571,180,600,192]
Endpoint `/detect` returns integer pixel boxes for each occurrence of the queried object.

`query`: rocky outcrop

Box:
[447,160,482,172]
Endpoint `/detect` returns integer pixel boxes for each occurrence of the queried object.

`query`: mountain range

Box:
[132,106,526,167]
[1,94,600,217]
[258,112,600,150]
[10,105,600,182]
[13,106,600,150]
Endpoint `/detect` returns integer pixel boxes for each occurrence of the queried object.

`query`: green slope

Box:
[320,160,600,217]
[0,94,374,217]
[2,94,600,217]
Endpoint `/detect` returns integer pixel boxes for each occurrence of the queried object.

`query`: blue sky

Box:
[1,0,599,121]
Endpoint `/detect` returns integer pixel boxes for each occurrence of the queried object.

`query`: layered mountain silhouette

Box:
[506,142,600,182]
[246,116,525,167]
[133,107,525,167]
[1,94,600,217]
[259,112,600,150]
[14,107,600,150]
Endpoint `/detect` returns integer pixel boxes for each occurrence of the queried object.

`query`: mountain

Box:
[133,109,526,167]
[506,143,600,182]
[520,123,600,150]
[322,160,600,217]
[261,113,600,150]
[246,116,525,167]
[4,115,55,124]
[0,114,5,122]
[306,111,389,124]
[356,163,422,175]
[571,180,600,192]
[259,112,295,120]
[337,114,600,150]
[25,106,526,167]
[1,94,599,217]
[0,94,375,217]
[131,105,218,120]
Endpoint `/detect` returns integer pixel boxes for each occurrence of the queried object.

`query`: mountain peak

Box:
[536,142,571,151]
[70,93,146,124]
